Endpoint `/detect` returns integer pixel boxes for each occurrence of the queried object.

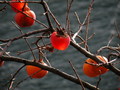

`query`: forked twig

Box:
[72,0,94,43]
[12,21,37,61]
[65,0,74,31]
[42,1,61,28]
[41,0,53,30]
[8,65,25,90]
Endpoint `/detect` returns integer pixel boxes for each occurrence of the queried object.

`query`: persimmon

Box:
[0,60,4,67]
[83,56,109,77]
[50,31,71,50]
[10,0,28,13]
[26,60,48,79]
[14,10,36,27]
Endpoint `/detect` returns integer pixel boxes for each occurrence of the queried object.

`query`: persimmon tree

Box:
[0,0,120,90]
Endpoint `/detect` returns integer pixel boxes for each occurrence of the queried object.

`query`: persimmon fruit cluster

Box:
[50,31,71,50]
[83,56,109,77]
[10,0,36,27]
[26,60,48,79]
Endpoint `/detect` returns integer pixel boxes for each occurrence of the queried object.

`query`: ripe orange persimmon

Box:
[83,56,109,77]
[50,31,71,50]
[0,60,4,67]
[14,10,36,27]
[10,0,28,13]
[26,60,48,79]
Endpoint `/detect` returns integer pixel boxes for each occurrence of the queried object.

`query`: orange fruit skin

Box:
[50,32,71,50]
[10,0,28,13]
[83,56,109,77]
[26,62,48,79]
[15,10,36,27]
[0,60,4,67]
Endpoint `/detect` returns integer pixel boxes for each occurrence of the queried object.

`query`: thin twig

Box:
[0,41,12,57]
[97,46,120,55]
[74,12,82,25]
[12,76,30,90]
[84,0,94,51]
[96,74,101,88]
[107,35,114,46]
[72,0,94,43]
[39,50,51,67]
[69,60,85,90]
[0,28,51,43]
[41,0,53,30]
[0,5,7,12]
[114,21,120,38]
[44,2,61,28]
[65,0,74,31]
[8,65,25,90]
[12,21,37,61]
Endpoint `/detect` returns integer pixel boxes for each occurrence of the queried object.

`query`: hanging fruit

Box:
[83,56,109,77]
[10,0,28,13]
[14,10,36,27]
[26,60,48,79]
[50,31,71,50]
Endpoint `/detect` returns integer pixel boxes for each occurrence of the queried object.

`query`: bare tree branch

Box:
[0,55,99,90]
[70,41,120,76]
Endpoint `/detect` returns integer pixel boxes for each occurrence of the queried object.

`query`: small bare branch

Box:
[72,0,94,43]
[12,21,37,61]
[96,75,101,88]
[0,28,51,43]
[8,65,25,90]
[41,0,53,30]
[69,60,85,90]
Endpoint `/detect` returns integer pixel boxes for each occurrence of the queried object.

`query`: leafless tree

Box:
[0,0,119,90]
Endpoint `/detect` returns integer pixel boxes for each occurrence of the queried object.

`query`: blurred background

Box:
[0,0,120,90]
